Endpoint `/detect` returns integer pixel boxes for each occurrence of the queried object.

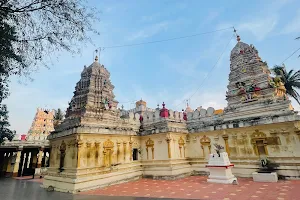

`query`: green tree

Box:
[54,108,64,121]
[271,65,300,104]
[0,0,99,77]
[0,1,99,140]
[0,104,15,144]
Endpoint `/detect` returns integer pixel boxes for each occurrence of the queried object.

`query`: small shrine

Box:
[206,145,237,184]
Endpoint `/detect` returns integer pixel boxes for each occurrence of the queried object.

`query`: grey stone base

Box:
[143,172,191,180]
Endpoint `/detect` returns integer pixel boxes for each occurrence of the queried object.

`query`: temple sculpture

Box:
[43,35,300,193]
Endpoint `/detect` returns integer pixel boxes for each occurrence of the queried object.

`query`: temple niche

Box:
[43,35,300,193]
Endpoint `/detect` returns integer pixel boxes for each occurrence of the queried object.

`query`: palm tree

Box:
[271,65,300,104]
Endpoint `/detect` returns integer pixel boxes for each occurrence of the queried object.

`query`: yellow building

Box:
[43,37,300,193]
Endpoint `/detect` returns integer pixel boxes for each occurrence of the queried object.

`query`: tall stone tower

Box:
[64,56,120,126]
[27,108,55,141]
[224,35,294,120]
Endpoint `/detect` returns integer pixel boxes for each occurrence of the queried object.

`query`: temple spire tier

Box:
[65,57,119,120]
[224,36,294,119]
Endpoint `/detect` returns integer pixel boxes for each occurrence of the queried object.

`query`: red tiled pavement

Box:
[80,176,300,200]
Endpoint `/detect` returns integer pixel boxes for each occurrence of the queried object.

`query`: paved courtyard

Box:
[1,176,300,200]
[81,176,300,200]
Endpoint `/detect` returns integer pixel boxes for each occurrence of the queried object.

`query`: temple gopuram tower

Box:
[44,57,140,193]
[27,108,55,141]
[224,35,294,120]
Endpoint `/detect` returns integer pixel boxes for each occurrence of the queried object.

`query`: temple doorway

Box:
[133,148,138,161]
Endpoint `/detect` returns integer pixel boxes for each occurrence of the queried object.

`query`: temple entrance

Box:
[133,148,138,161]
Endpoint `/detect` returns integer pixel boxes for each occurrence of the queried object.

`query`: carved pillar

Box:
[151,147,154,160]
[146,148,149,160]
[178,136,185,158]
[166,138,172,159]
[95,142,100,166]
[116,142,120,163]
[76,140,84,168]
[222,134,230,156]
[37,147,44,168]
[59,141,66,172]
[103,151,107,167]
[12,148,22,177]
[86,142,91,166]
[123,142,127,162]
[129,141,133,161]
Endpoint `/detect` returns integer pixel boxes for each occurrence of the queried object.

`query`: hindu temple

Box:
[42,36,300,193]
[0,108,53,177]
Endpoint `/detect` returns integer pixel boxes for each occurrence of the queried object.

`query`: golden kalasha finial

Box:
[95,55,98,62]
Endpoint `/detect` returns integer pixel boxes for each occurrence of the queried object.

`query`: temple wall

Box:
[187,121,300,178]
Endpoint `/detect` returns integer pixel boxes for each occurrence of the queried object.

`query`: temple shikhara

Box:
[1,35,299,193]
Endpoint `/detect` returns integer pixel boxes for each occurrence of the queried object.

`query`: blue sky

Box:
[5,0,300,135]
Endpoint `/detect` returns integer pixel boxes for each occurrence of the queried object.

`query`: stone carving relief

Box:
[103,139,114,167]
[178,136,185,158]
[145,138,154,160]
[200,135,211,157]
[251,130,268,156]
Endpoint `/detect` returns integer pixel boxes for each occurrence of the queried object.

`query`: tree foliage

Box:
[0,104,15,144]
[0,0,99,77]
[54,108,64,121]
[271,65,300,104]
[0,1,99,141]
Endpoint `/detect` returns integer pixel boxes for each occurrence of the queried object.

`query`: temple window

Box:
[233,123,239,128]
[132,148,138,161]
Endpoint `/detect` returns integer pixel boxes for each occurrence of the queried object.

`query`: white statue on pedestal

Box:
[206,145,237,184]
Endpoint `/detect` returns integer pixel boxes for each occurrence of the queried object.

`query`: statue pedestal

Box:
[206,152,237,184]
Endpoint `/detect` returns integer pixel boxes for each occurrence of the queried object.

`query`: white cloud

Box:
[171,90,227,111]
[237,16,278,41]
[281,9,300,34]
[128,21,170,41]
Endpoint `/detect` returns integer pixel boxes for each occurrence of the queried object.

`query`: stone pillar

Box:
[123,142,127,162]
[12,148,22,177]
[6,153,12,177]
[20,152,27,177]
[116,142,120,163]
[35,148,43,176]
[129,141,133,161]
[95,142,100,166]
[151,147,154,160]
[37,148,44,168]
[77,141,84,168]
[222,135,230,156]
[166,138,172,159]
